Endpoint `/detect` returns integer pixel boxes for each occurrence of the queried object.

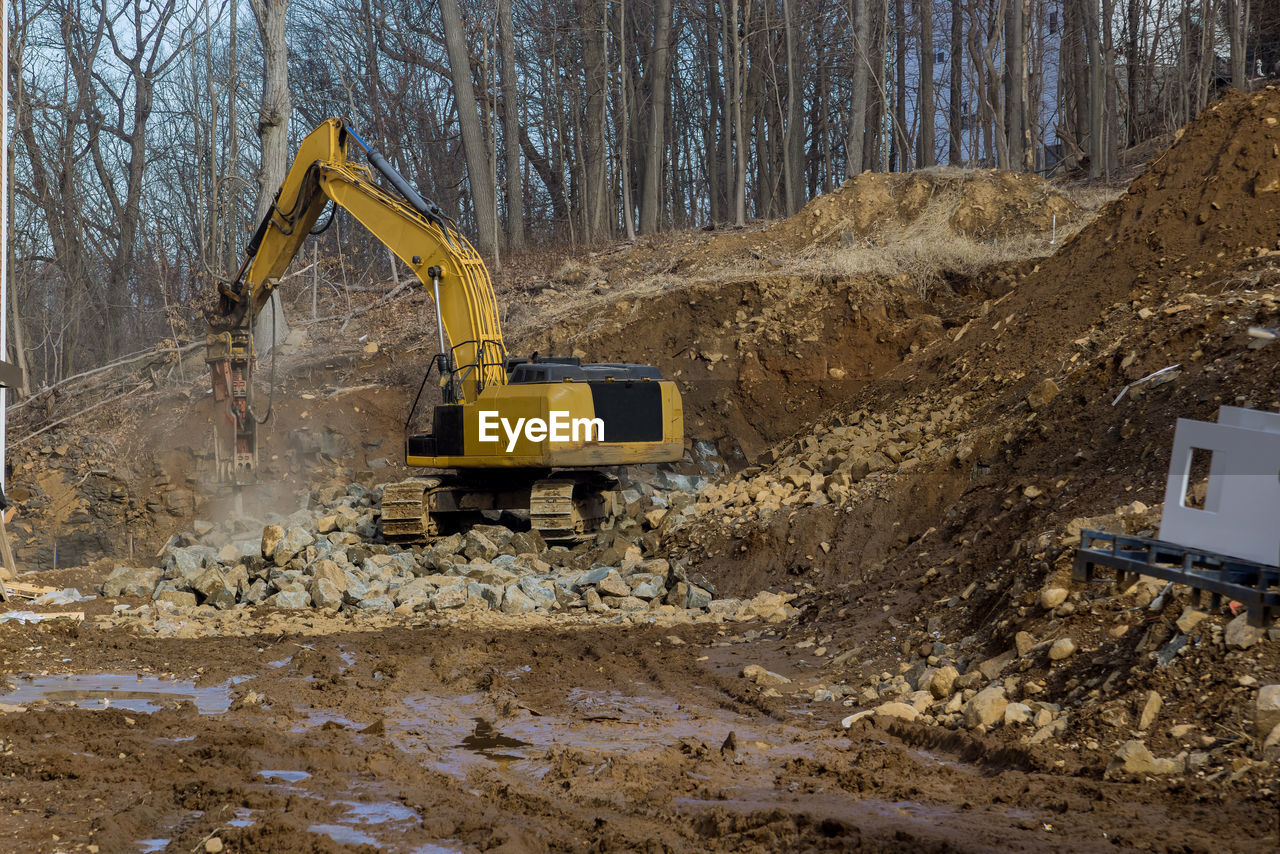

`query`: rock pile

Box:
[100,483,792,621]
[685,395,972,523]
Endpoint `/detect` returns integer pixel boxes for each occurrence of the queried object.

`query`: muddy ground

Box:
[2,614,1275,853]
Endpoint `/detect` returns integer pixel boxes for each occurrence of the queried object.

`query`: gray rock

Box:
[192,568,237,610]
[154,588,198,608]
[100,567,161,598]
[433,585,468,610]
[266,590,311,609]
[467,565,518,587]
[467,581,503,609]
[357,595,395,613]
[311,577,344,610]
[518,577,556,608]
[501,585,536,614]
[596,570,631,598]
[274,527,315,566]
[684,584,712,611]
[393,577,437,609]
[261,525,285,560]
[1225,614,1266,650]
[576,567,612,588]
[628,575,665,600]
[216,543,243,565]
[507,530,547,555]
[1256,685,1280,738]
[242,579,270,605]
[168,547,208,582]
[602,595,648,612]
[964,686,1007,728]
[463,530,500,561]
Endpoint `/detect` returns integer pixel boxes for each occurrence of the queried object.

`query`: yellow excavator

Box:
[207,119,683,541]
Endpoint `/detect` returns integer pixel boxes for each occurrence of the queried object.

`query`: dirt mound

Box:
[522,273,941,462]
[683,169,1081,270]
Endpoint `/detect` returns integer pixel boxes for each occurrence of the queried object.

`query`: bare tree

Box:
[641,0,674,232]
[498,0,524,248]
[248,0,290,225]
[918,0,935,168]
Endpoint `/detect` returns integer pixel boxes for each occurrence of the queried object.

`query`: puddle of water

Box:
[137,838,169,852]
[390,690,799,783]
[1,674,231,714]
[458,718,531,761]
[269,656,293,668]
[339,649,355,668]
[259,769,311,783]
[228,807,256,828]
[339,800,418,824]
[309,823,378,846]
[290,709,357,732]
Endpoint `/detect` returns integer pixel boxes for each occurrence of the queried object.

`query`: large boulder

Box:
[273,527,315,566]
[1256,685,1280,739]
[310,559,349,610]
[267,590,311,609]
[101,566,161,598]
[192,567,237,610]
[964,686,1008,728]
[501,585,536,615]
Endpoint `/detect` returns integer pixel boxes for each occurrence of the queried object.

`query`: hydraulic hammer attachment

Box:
[206,322,258,484]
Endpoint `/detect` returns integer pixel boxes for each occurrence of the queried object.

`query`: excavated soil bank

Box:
[525,274,941,462]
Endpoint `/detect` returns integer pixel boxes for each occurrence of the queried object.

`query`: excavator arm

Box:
[207,118,506,483]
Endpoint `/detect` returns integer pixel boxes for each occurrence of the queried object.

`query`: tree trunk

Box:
[439,0,498,254]
[847,0,871,176]
[577,0,610,240]
[1083,0,1104,177]
[918,0,935,168]
[248,0,291,226]
[1228,0,1248,88]
[892,0,909,170]
[1005,0,1026,169]
[948,0,962,164]
[782,0,804,212]
[498,0,524,248]
[641,0,673,232]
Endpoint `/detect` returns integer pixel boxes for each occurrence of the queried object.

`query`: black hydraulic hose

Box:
[343,124,455,243]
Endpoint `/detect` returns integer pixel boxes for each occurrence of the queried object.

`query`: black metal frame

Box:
[1074,530,1280,627]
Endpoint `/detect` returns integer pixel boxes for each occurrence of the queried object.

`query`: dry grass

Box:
[1057,180,1127,216]
[775,182,1094,300]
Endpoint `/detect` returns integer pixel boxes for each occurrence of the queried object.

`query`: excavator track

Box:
[529,476,620,542]
[380,478,441,542]
[377,472,620,545]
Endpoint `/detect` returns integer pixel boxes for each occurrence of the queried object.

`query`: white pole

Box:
[2,0,9,493]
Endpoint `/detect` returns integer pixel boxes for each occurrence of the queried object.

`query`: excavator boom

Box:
[207,119,506,482]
